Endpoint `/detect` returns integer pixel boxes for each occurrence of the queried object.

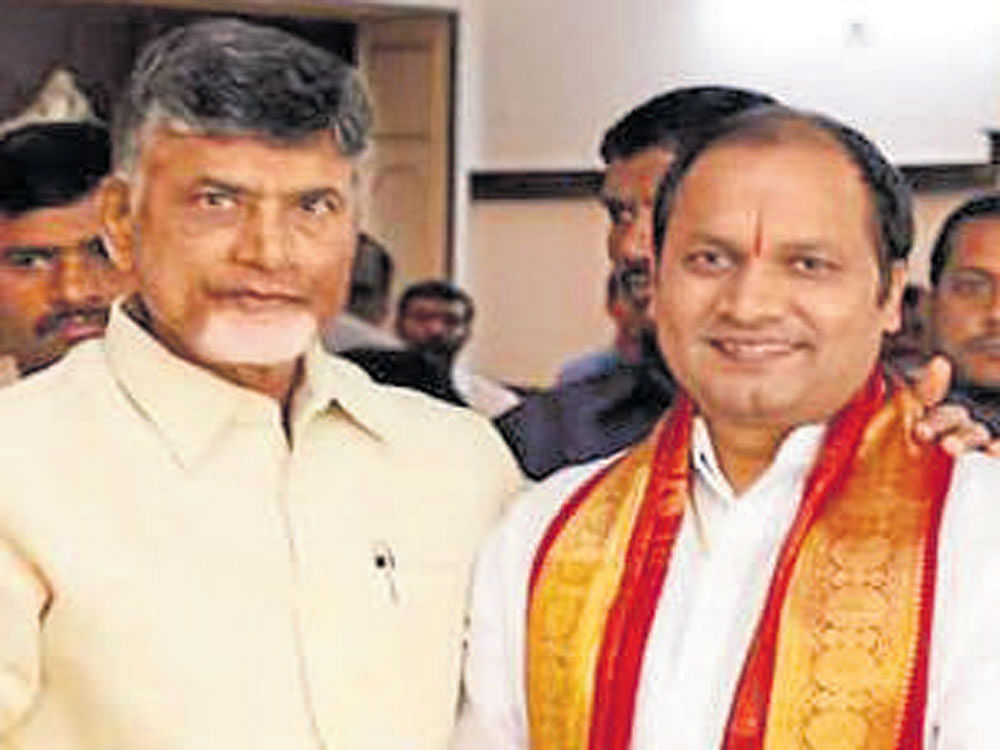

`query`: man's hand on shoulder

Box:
[911,356,1000,457]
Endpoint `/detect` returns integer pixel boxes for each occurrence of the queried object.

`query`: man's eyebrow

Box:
[193,177,248,196]
[295,185,346,202]
[687,232,742,252]
[778,239,838,254]
[945,265,995,278]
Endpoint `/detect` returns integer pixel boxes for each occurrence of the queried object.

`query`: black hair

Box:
[113,17,371,171]
[599,86,777,164]
[398,280,474,324]
[929,193,1000,286]
[0,122,110,216]
[653,106,913,300]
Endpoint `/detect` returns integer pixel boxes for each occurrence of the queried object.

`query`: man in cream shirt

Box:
[0,19,520,749]
[456,107,1000,748]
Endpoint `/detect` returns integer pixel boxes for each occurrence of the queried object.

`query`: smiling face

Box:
[931,218,1000,388]
[104,127,357,381]
[654,136,905,436]
[0,192,130,374]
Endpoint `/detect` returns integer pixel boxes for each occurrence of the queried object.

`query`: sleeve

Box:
[929,454,1000,748]
[451,514,531,750]
[0,533,48,735]
[931,595,1000,749]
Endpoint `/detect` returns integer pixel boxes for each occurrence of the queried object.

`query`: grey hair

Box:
[112,18,372,172]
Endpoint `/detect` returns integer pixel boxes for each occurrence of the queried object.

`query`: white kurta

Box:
[455,418,1000,749]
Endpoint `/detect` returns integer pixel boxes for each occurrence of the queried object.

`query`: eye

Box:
[83,236,111,261]
[1,247,57,271]
[299,190,341,217]
[682,248,734,274]
[603,199,637,227]
[790,253,837,276]
[945,273,993,300]
[194,187,238,210]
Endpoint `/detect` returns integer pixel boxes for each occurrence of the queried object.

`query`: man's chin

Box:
[193,313,317,366]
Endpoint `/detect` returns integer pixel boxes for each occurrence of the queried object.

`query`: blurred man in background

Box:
[0,121,129,382]
[930,193,1000,435]
[394,280,520,417]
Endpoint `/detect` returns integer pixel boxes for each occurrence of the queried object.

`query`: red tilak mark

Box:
[752,213,764,258]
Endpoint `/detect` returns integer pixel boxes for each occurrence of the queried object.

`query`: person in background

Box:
[0,120,129,382]
[556,271,647,385]
[393,279,521,417]
[0,19,519,749]
[881,282,933,376]
[322,231,401,352]
[930,193,1000,435]
[456,105,1000,750]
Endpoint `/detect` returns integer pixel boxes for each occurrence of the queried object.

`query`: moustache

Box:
[207,280,306,303]
[965,335,1000,354]
[35,305,110,339]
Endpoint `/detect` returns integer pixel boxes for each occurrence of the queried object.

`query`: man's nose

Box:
[720,261,784,323]
[237,205,291,269]
[425,317,450,337]
[609,215,654,268]
[985,284,1000,324]
[54,250,99,305]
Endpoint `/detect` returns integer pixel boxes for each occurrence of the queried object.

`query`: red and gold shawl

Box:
[526,373,953,750]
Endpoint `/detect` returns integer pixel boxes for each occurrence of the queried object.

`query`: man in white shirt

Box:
[0,19,520,749]
[456,106,1000,748]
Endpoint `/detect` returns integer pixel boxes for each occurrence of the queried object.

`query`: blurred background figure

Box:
[395,280,520,417]
[0,72,130,383]
[930,193,1000,435]
[882,283,933,376]
[342,279,520,416]
[323,231,401,352]
[396,280,473,369]
[556,271,647,385]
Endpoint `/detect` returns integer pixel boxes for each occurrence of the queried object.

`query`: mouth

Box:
[39,309,109,344]
[707,336,805,363]
[211,287,306,312]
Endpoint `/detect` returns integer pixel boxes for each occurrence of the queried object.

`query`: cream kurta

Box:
[0,306,522,749]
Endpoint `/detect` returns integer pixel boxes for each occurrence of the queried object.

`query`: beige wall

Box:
[463,199,610,386]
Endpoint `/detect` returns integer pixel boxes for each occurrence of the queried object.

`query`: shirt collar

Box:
[105,303,389,470]
[690,416,827,506]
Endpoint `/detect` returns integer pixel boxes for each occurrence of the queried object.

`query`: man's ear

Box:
[100,176,136,275]
[882,261,909,334]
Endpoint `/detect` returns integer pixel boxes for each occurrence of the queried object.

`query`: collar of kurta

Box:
[104,301,392,469]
